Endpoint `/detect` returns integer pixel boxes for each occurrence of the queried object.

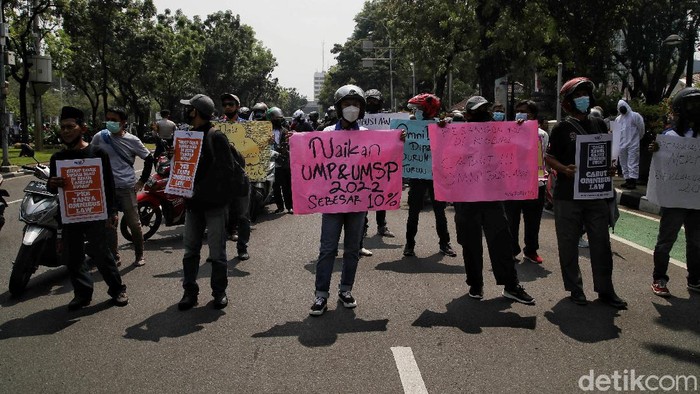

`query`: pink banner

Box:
[429,121,538,202]
[289,130,403,214]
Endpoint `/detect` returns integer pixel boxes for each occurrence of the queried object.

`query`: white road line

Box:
[610,233,686,269]
[391,347,428,394]
[618,205,661,222]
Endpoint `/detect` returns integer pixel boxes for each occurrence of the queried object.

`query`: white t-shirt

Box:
[92,130,151,188]
[156,118,176,139]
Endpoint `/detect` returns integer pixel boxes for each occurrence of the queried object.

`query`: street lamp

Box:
[358,17,394,111]
[663,33,695,87]
[410,62,416,97]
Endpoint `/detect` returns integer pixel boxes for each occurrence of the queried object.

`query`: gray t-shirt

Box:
[92,130,151,188]
[156,118,176,139]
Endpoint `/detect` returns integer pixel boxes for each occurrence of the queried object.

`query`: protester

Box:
[154,109,177,158]
[47,106,128,310]
[251,102,269,121]
[402,93,456,258]
[220,93,244,123]
[649,87,700,297]
[492,103,506,121]
[318,106,338,130]
[92,107,154,267]
[308,111,320,130]
[545,77,627,309]
[291,109,314,131]
[451,95,534,304]
[505,100,549,264]
[615,100,645,189]
[268,107,294,214]
[177,94,237,310]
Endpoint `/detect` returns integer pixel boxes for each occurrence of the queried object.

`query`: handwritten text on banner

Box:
[289,130,403,214]
[165,130,204,198]
[429,121,539,202]
[358,112,411,130]
[213,121,272,182]
[646,134,700,209]
[390,119,434,180]
[56,158,108,224]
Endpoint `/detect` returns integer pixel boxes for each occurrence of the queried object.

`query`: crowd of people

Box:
[45,79,699,317]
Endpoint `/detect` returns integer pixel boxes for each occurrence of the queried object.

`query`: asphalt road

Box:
[0,169,698,393]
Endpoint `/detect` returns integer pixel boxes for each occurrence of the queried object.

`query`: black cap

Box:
[60,106,84,122]
[180,94,215,118]
[220,93,240,104]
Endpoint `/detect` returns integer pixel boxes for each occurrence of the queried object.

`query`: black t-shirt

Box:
[546,116,607,200]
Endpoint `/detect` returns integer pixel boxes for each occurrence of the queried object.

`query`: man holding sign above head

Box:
[176,94,237,311]
[47,106,128,311]
[545,77,626,309]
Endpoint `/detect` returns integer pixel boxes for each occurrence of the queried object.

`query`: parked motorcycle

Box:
[120,154,186,241]
[0,173,8,232]
[9,152,60,296]
[249,154,276,222]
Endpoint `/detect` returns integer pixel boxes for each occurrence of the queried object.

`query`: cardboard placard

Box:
[165,130,204,198]
[213,121,273,182]
[574,133,613,200]
[56,158,108,223]
[646,134,700,209]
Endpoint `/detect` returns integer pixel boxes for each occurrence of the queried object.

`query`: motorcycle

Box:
[0,173,8,232]
[120,154,186,241]
[9,151,60,296]
[248,153,276,222]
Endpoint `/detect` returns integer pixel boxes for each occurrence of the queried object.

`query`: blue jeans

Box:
[653,207,700,284]
[182,206,228,296]
[315,212,366,298]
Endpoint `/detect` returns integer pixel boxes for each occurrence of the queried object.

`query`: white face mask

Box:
[342,106,360,123]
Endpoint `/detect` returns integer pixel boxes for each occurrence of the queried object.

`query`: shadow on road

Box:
[153,258,250,279]
[123,304,224,342]
[375,254,464,274]
[642,343,700,366]
[252,307,389,347]
[514,261,553,283]
[651,296,700,336]
[0,301,113,340]
[544,298,622,343]
[412,295,537,334]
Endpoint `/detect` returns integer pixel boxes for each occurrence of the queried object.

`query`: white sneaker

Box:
[359,247,373,257]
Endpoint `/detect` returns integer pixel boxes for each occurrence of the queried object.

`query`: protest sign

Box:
[165,130,204,198]
[213,121,272,181]
[358,112,411,130]
[56,158,107,224]
[289,130,403,214]
[646,134,700,209]
[574,133,613,199]
[610,119,621,161]
[537,134,547,181]
[390,119,434,179]
[429,121,538,202]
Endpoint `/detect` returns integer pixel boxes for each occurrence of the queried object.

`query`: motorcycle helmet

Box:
[308,111,319,122]
[292,109,305,120]
[238,106,251,120]
[560,77,595,114]
[365,89,382,102]
[671,87,700,117]
[408,93,441,119]
[251,102,269,120]
[333,84,366,120]
[266,107,284,121]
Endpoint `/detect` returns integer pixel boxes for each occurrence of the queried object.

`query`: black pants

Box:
[227,187,251,253]
[454,201,519,289]
[405,179,450,247]
[62,220,125,299]
[504,185,546,256]
[273,166,293,210]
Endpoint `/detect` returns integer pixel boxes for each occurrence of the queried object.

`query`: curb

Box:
[0,170,31,179]
[616,187,660,216]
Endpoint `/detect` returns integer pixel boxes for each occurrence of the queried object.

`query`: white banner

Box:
[357,112,410,130]
[610,119,621,161]
[646,134,700,209]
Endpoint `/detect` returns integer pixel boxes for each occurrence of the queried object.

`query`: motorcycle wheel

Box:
[120,201,162,242]
[9,244,37,296]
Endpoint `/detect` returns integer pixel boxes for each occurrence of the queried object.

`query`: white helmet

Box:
[293,109,305,120]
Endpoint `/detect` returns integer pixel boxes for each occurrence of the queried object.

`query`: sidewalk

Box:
[613,176,660,216]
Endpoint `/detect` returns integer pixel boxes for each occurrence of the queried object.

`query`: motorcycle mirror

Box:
[20,143,35,158]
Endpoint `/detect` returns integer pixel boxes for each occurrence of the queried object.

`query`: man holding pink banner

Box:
[291,85,403,316]
[434,96,535,304]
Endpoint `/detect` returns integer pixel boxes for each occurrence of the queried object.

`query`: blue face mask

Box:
[515,112,528,121]
[573,96,590,113]
[105,121,121,134]
[414,110,424,120]
[492,112,505,121]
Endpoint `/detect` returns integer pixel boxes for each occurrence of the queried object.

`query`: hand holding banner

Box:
[165,130,204,198]
[56,158,107,224]
[574,133,613,200]
[289,130,403,214]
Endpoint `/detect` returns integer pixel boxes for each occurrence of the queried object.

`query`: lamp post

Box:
[410,62,416,97]
[663,33,695,87]
[358,17,394,111]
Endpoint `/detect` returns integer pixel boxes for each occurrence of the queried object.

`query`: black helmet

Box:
[251,102,269,120]
[671,87,700,117]
[333,84,366,120]
[309,111,319,121]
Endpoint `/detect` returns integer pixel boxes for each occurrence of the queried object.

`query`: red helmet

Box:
[560,77,594,101]
[407,93,441,119]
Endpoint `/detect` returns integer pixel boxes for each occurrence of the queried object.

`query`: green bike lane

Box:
[611,209,686,265]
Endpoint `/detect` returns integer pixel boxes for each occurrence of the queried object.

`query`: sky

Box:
[151,0,366,101]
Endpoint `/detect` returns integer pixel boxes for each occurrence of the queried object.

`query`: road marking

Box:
[618,205,660,223]
[391,347,428,394]
[610,233,686,269]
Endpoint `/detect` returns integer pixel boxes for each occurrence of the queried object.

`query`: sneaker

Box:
[651,279,671,297]
[227,234,239,242]
[503,285,535,305]
[523,252,543,264]
[238,251,250,261]
[287,209,294,214]
[403,245,415,257]
[440,243,457,257]
[578,236,589,248]
[309,296,328,316]
[68,296,91,311]
[359,247,373,257]
[114,253,122,267]
[112,290,129,307]
[687,281,700,293]
[468,286,483,300]
[569,291,588,305]
[378,226,396,238]
[133,256,146,267]
[338,291,357,308]
[598,293,628,309]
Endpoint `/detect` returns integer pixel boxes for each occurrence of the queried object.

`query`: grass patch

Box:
[6,146,62,166]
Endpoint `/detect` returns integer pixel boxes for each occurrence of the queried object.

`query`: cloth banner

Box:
[574,133,613,199]
[289,130,403,214]
[429,121,538,202]
[390,119,434,179]
[358,112,411,130]
[610,119,621,161]
[213,121,272,181]
[165,130,204,198]
[56,158,107,224]
[646,134,700,209]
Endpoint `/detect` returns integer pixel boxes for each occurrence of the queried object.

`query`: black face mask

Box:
[271,119,282,128]
[471,111,491,122]
[619,107,627,115]
[183,108,195,125]
[366,103,381,113]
